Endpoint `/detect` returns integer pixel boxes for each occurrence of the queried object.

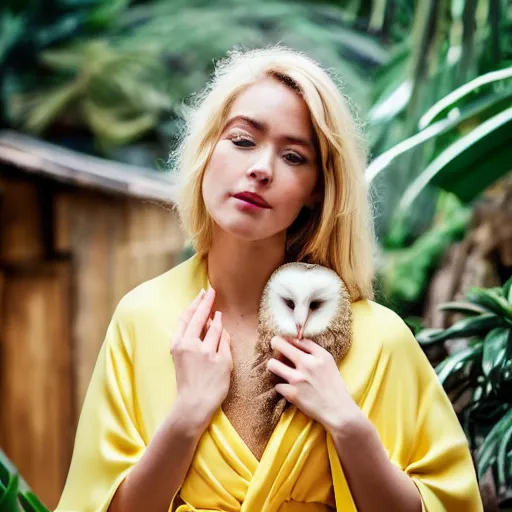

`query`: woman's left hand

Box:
[268,336,363,434]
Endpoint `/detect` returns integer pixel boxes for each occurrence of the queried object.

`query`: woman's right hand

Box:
[170,288,233,430]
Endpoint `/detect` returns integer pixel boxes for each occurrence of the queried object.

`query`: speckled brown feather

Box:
[251,262,353,443]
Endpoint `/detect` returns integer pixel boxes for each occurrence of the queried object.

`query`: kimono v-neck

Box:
[56,254,483,512]
[176,403,336,511]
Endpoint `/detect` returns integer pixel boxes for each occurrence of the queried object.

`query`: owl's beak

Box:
[295,311,310,340]
[295,307,310,340]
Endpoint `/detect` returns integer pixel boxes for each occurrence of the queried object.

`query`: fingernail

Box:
[215,311,222,321]
[198,288,205,297]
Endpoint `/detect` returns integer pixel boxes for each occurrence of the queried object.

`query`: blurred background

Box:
[0,0,511,510]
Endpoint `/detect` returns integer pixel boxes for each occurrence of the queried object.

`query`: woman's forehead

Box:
[226,78,314,139]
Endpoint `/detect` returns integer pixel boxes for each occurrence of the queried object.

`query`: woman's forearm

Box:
[329,409,422,512]
[109,399,209,512]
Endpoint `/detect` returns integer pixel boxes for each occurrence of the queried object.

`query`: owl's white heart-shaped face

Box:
[265,263,342,338]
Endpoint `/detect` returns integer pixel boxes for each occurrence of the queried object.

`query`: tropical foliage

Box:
[0,451,49,512]
[416,276,512,508]
[376,191,471,308]
[1,0,393,156]
[368,0,512,310]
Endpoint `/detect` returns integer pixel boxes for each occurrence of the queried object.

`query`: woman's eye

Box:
[232,135,255,147]
[283,152,306,165]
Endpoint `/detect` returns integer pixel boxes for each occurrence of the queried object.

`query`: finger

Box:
[201,317,213,340]
[267,358,301,383]
[186,288,216,339]
[203,311,223,352]
[275,383,296,403]
[174,289,205,341]
[288,337,318,355]
[218,329,232,359]
[271,336,306,367]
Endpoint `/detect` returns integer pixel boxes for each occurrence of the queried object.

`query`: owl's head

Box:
[262,262,346,339]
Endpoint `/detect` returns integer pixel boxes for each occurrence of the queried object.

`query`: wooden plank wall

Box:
[0,173,186,510]
[54,191,185,422]
[0,178,72,507]
[0,263,72,507]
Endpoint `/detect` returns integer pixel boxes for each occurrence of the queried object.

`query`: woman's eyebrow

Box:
[224,114,315,150]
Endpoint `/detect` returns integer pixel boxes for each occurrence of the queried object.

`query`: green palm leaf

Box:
[399,107,512,209]
[419,67,512,129]
[367,67,512,184]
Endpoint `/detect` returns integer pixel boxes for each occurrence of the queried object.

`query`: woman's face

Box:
[202,77,320,244]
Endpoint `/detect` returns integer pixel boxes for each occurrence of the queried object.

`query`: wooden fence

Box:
[0,132,186,508]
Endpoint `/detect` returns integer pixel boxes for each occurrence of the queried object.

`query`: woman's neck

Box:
[207,230,286,318]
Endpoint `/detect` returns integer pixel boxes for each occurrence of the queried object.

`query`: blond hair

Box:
[172,45,375,302]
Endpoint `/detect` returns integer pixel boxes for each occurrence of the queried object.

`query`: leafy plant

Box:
[416,276,512,507]
[366,0,512,241]
[369,66,512,209]
[2,0,390,156]
[377,191,471,310]
[0,451,49,512]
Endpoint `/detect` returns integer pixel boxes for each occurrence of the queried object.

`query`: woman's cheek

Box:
[205,144,231,181]
[203,146,233,203]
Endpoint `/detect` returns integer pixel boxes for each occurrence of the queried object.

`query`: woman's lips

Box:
[232,192,271,209]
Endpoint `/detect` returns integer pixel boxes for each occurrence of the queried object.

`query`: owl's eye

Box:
[283,298,295,310]
[310,300,323,311]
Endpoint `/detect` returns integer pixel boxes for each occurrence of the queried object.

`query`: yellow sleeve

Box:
[55,301,146,512]
[328,302,483,512]
[385,312,483,512]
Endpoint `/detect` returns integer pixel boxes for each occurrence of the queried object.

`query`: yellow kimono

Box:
[55,254,483,512]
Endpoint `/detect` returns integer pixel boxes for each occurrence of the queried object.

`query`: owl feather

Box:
[252,262,352,443]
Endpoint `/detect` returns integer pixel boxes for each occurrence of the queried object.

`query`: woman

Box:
[55,46,483,512]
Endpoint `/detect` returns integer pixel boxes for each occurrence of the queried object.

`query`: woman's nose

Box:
[246,153,273,184]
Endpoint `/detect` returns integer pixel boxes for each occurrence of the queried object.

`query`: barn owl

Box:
[252,262,353,442]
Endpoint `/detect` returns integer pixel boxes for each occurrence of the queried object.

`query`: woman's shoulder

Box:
[350,299,421,356]
[344,299,435,397]
[112,254,207,326]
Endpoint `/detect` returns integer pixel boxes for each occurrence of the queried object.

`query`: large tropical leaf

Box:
[366,0,511,241]
[437,301,490,316]
[505,275,512,303]
[416,313,503,346]
[435,342,483,387]
[496,415,512,499]
[467,289,512,321]
[399,107,512,209]
[482,327,510,378]
[0,453,19,512]
[0,451,50,512]
[18,491,50,512]
[478,408,512,479]
[367,66,512,184]
[419,67,512,129]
